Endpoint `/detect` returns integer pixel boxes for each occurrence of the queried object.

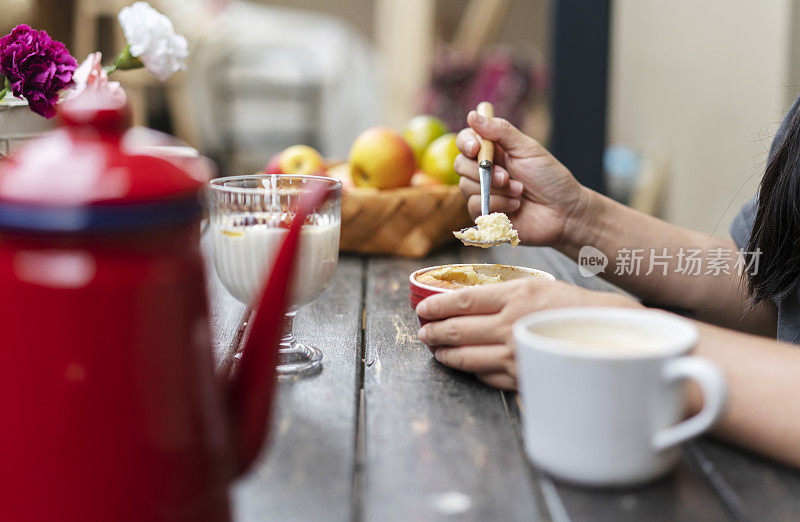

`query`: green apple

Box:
[402,115,448,163]
[420,133,460,185]
[349,127,415,189]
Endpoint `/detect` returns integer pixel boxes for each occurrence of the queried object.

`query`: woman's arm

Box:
[561,189,777,336]
[454,113,776,335]
[688,321,800,467]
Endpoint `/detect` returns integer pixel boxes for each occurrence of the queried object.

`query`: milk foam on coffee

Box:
[211,214,339,306]
[529,319,668,356]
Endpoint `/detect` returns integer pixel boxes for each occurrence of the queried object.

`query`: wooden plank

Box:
[690,439,800,521]
[205,240,363,522]
[502,391,732,522]
[362,251,545,521]
[541,466,731,522]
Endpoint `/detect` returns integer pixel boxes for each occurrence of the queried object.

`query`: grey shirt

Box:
[730,97,800,344]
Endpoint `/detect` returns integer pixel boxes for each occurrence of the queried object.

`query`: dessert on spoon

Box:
[454,211,519,248]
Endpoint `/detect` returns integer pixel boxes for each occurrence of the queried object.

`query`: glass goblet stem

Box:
[276,309,322,375]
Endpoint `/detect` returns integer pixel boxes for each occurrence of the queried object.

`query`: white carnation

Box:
[118,1,189,81]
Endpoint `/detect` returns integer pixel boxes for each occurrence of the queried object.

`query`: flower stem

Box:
[0,76,9,102]
[108,44,143,75]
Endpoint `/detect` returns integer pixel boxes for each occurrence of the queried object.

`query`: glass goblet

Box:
[208,174,341,375]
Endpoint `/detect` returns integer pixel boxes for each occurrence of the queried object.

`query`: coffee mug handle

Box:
[652,356,728,451]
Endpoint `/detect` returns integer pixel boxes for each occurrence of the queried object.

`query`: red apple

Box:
[265,155,282,174]
[266,145,325,176]
[349,127,415,189]
[327,162,356,191]
[410,172,442,187]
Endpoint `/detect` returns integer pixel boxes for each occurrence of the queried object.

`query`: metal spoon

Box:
[455,101,510,247]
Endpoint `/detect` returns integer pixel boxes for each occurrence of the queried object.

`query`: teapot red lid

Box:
[0,91,208,233]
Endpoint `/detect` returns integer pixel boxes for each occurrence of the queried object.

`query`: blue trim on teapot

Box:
[0,197,202,233]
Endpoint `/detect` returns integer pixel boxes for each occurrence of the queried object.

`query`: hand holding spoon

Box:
[454,102,519,248]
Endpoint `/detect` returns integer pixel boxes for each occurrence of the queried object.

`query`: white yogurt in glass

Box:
[210,214,340,306]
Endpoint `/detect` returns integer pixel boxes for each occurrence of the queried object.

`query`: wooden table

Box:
[206,244,800,521]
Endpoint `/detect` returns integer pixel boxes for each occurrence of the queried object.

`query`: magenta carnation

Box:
[0,25,78,118]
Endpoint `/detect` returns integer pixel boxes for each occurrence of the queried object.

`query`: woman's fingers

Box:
[467,110,543,157]
[475,372,517,391]
[459,176,523,198]
[454,154,514,187]
[457,164,523,213]
[456,128,507,165]
[456,128,481,158]
[433,345,513,374]
[467,194,520,215]
[418,314,507,347]
[417,284,508,320]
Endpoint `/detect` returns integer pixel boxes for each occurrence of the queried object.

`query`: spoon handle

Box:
[476,101,494,164]
[479,162,491,217]
[476,101,494,217]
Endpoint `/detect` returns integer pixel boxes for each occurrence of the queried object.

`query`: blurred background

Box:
[1,0,797,236]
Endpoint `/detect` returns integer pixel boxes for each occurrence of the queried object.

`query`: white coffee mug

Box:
[513,307,727,487]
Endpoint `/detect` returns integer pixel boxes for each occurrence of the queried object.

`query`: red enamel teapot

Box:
[0,91,322,521]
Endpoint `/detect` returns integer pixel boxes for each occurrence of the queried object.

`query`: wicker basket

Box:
[340,185,472,258]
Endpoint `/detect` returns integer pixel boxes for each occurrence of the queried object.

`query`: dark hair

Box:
[747,104,800,304]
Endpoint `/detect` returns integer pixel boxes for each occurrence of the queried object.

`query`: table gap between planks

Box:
[205,239,800,522]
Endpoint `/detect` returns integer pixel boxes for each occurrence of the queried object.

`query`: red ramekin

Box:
[409,263,556,324]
